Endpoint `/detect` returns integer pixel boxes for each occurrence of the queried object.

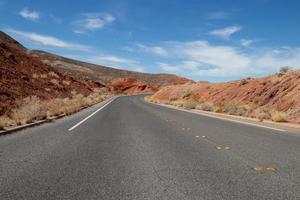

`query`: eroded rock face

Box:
[151,72,300,123]
[109,77,158,94]
[0,31,104,115]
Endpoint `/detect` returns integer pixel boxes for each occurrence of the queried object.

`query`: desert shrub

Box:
[271,111,287,122]
[214,102,225,113]
[255,108,272,122]
[10,96,47,125]
[279,66,292,73]
[196,102,214,111]
[245,104,257,118]
[172,102,184,107]
[240,79,248,85]
[169,97,177,101]
[0,116,14,129]
[223,103,248,116]
[45,98,66,117]
[182,101,196,109]
[2,91,109,129]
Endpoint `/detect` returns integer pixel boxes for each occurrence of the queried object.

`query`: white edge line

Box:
[147,101,286,132]
[68,96,118,131]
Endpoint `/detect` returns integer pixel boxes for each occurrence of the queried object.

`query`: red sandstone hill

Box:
[151,71,300,123]
[0,31,104,115]
[109,77,158,94]
[0,31,192,115]
[30,50,192,89]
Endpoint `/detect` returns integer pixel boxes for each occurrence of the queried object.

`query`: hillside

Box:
[0,31,105,115]
[150,71,300,123]
[30,50,192,88]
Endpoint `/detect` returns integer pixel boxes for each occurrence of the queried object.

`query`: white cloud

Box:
[73,13,115,33]
[92,55,135,64]
[173,41,250,75]
[181,60,201,72]
[136,44,168,56]
[158,63,179,72]
[133,67,144,72]
[19,8,40,21]
[254,48,300,71]
[207,11,230,20]
[241,39,254,47]
[156,40,300,79]
[5,28,91,51]
[209,26,242,39]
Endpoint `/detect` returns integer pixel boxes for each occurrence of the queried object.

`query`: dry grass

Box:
[255,108,272,122]
[196,102,214,111]
[0,91,110,130]
[182,101,196,109]
[271,111,287,122]
[0,116,14,130]
[147,96,289,123]
[10,96,47,125]
[223,103,248,116]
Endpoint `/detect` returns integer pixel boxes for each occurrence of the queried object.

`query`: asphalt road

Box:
[1,95,300,200]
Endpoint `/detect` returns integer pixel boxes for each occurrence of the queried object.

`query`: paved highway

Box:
[0,95,300,200]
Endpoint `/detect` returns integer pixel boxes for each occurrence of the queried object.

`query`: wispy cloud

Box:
[19,8,40,21]
[92,54,135,64]
[209,26,242,39]
[158,62,179,72]
[135,44,168,56]
[133,67,144,72]
[149,40,300,80]
[73,13,115,34]
[206,11,230,20]
[167,40,250,76]
[240,39,254,47]
[5,28,91,51]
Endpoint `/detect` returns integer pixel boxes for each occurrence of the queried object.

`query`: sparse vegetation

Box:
[196,102,214,111]
[240,79,248,85]
[0,91,111,130]
[279,66,292,73]
[146,96,289,124]
[271,111,287,122]
[10,96,47,125]
[182,101,196,109]
[223,103,248,116]
[255,108,272,122]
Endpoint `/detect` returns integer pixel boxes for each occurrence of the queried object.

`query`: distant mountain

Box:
[30,50,193,88]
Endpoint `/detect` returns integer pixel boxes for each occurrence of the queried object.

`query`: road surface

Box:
[1,95,300,200]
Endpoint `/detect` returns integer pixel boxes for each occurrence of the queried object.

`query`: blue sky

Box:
[1,0,300,82]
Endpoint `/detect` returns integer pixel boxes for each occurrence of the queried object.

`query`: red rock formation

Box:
[151,71,300,123]
[0,31,104,115]
[109,77,157,94]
